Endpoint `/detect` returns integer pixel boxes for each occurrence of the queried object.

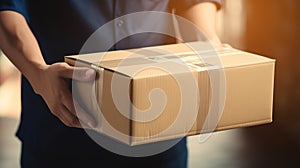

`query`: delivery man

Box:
[0,0,222,167]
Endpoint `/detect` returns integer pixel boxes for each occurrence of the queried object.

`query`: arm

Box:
[0,11,95,128]
[176,1,227,47]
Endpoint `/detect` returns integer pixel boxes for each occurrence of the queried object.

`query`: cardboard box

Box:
[65,42,275,146]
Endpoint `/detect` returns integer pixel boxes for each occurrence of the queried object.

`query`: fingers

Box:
[37,62,97,129]
[58,63,96,81]
[55,104,92,129]
[55,104,81,128]
[62,90,96,128]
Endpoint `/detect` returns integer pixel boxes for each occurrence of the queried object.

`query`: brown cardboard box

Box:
[65,42,275,146]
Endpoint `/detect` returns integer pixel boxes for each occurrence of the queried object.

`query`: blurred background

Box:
[1,0,300,167]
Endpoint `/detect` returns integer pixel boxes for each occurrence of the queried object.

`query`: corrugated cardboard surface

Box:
[65,42,275,146]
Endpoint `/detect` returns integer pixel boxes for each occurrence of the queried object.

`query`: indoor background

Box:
[1,0,300,167]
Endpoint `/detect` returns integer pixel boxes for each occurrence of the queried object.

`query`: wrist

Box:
[23,62,49,93]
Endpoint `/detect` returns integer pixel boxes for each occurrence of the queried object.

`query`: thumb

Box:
[73,68,96,81]
[60,64,96,81]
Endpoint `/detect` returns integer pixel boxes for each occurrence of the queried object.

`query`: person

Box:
[0,0,223,167]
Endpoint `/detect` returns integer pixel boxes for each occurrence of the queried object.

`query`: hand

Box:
[0,11,96,128]
[30,62,96,129]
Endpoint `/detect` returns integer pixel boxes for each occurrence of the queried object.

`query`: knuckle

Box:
[51,105,65,118]
[60,92,67,101]
[50,105,60,116]
[55,104,64,113]
[56,63,70,73]
[62,118,73,127]
[64,121,73,127]
[63,64,73,72]
[70,118,79,126]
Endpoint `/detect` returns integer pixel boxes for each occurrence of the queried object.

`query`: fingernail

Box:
[85,69,95,77]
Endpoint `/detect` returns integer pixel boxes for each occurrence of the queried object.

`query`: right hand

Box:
[0,11,96,128]
[29,62,96,129]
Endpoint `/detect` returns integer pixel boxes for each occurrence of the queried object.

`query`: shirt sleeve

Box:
[171,0,223,12]
[0,0,27,17]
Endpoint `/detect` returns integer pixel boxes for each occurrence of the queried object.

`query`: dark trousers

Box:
[21,139,188,168]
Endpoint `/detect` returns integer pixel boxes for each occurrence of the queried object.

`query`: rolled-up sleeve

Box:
[172,0,223,12]
[0,0,27,17]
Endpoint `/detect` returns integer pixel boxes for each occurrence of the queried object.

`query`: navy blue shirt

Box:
[0,0,221,167]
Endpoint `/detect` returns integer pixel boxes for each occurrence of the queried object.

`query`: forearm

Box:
[0,11,47,84]
[176,2,221,45]
[0,10,96,128]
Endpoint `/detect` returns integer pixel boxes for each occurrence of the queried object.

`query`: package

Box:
[65,42,275,146]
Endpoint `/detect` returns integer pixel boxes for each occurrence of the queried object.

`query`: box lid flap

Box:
[65,42,275,78]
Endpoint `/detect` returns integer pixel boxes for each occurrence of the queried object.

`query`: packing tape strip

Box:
[91,64,104,105]
[90,64,105,128]
[98,66,104,107]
